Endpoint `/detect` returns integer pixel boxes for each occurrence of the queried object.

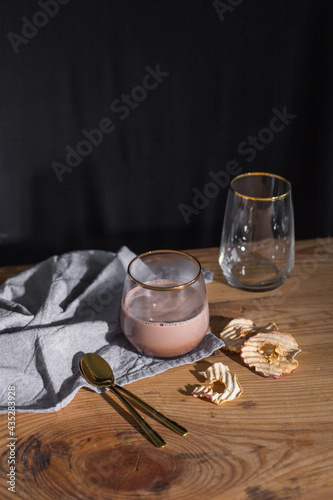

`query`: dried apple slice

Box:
[191,362,243,405]
[220,318,256,352]
[240,330,301,378]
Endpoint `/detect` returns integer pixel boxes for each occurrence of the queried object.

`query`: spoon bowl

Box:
[80,354,114,387]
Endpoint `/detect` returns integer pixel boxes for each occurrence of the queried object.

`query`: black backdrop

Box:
[1,0,332,265]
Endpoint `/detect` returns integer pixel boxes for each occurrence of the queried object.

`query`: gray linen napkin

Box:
[0,246,224,413]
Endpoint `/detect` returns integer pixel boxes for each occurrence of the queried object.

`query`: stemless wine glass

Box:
[219,172,294,291]
[120,250,209,357]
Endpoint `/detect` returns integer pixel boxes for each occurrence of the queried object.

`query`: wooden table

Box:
[0,239,332,500]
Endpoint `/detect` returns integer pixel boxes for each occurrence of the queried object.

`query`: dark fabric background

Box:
[0,0,332,264]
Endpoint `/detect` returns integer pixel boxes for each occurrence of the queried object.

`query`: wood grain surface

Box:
[0,239,332,500]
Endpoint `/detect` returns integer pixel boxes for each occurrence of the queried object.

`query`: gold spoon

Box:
[79,357,165,448]
[79,353,188,437]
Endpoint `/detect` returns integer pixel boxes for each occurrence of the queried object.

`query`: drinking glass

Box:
[120,250,209,357]
[219,172,294,291]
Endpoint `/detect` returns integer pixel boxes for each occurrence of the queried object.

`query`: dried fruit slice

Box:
[191,362,243,405]
[220,318,256,352]
[240,330,301,378]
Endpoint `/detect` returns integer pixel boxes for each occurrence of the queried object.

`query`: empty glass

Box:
[219,172,294,291]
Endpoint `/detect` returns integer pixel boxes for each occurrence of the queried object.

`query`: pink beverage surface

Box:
[120,279,209,357]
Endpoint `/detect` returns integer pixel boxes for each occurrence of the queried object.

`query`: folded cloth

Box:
[0,247,223,413]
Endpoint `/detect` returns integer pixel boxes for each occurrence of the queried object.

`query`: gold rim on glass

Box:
[231,172,292,201]
[127,249,202,291]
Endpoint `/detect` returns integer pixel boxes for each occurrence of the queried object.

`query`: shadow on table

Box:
[209,315,233,336]
[100,391,162,445]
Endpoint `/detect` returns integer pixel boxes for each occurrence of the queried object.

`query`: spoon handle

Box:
[109,386,166,448]
[115,385,188,436]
